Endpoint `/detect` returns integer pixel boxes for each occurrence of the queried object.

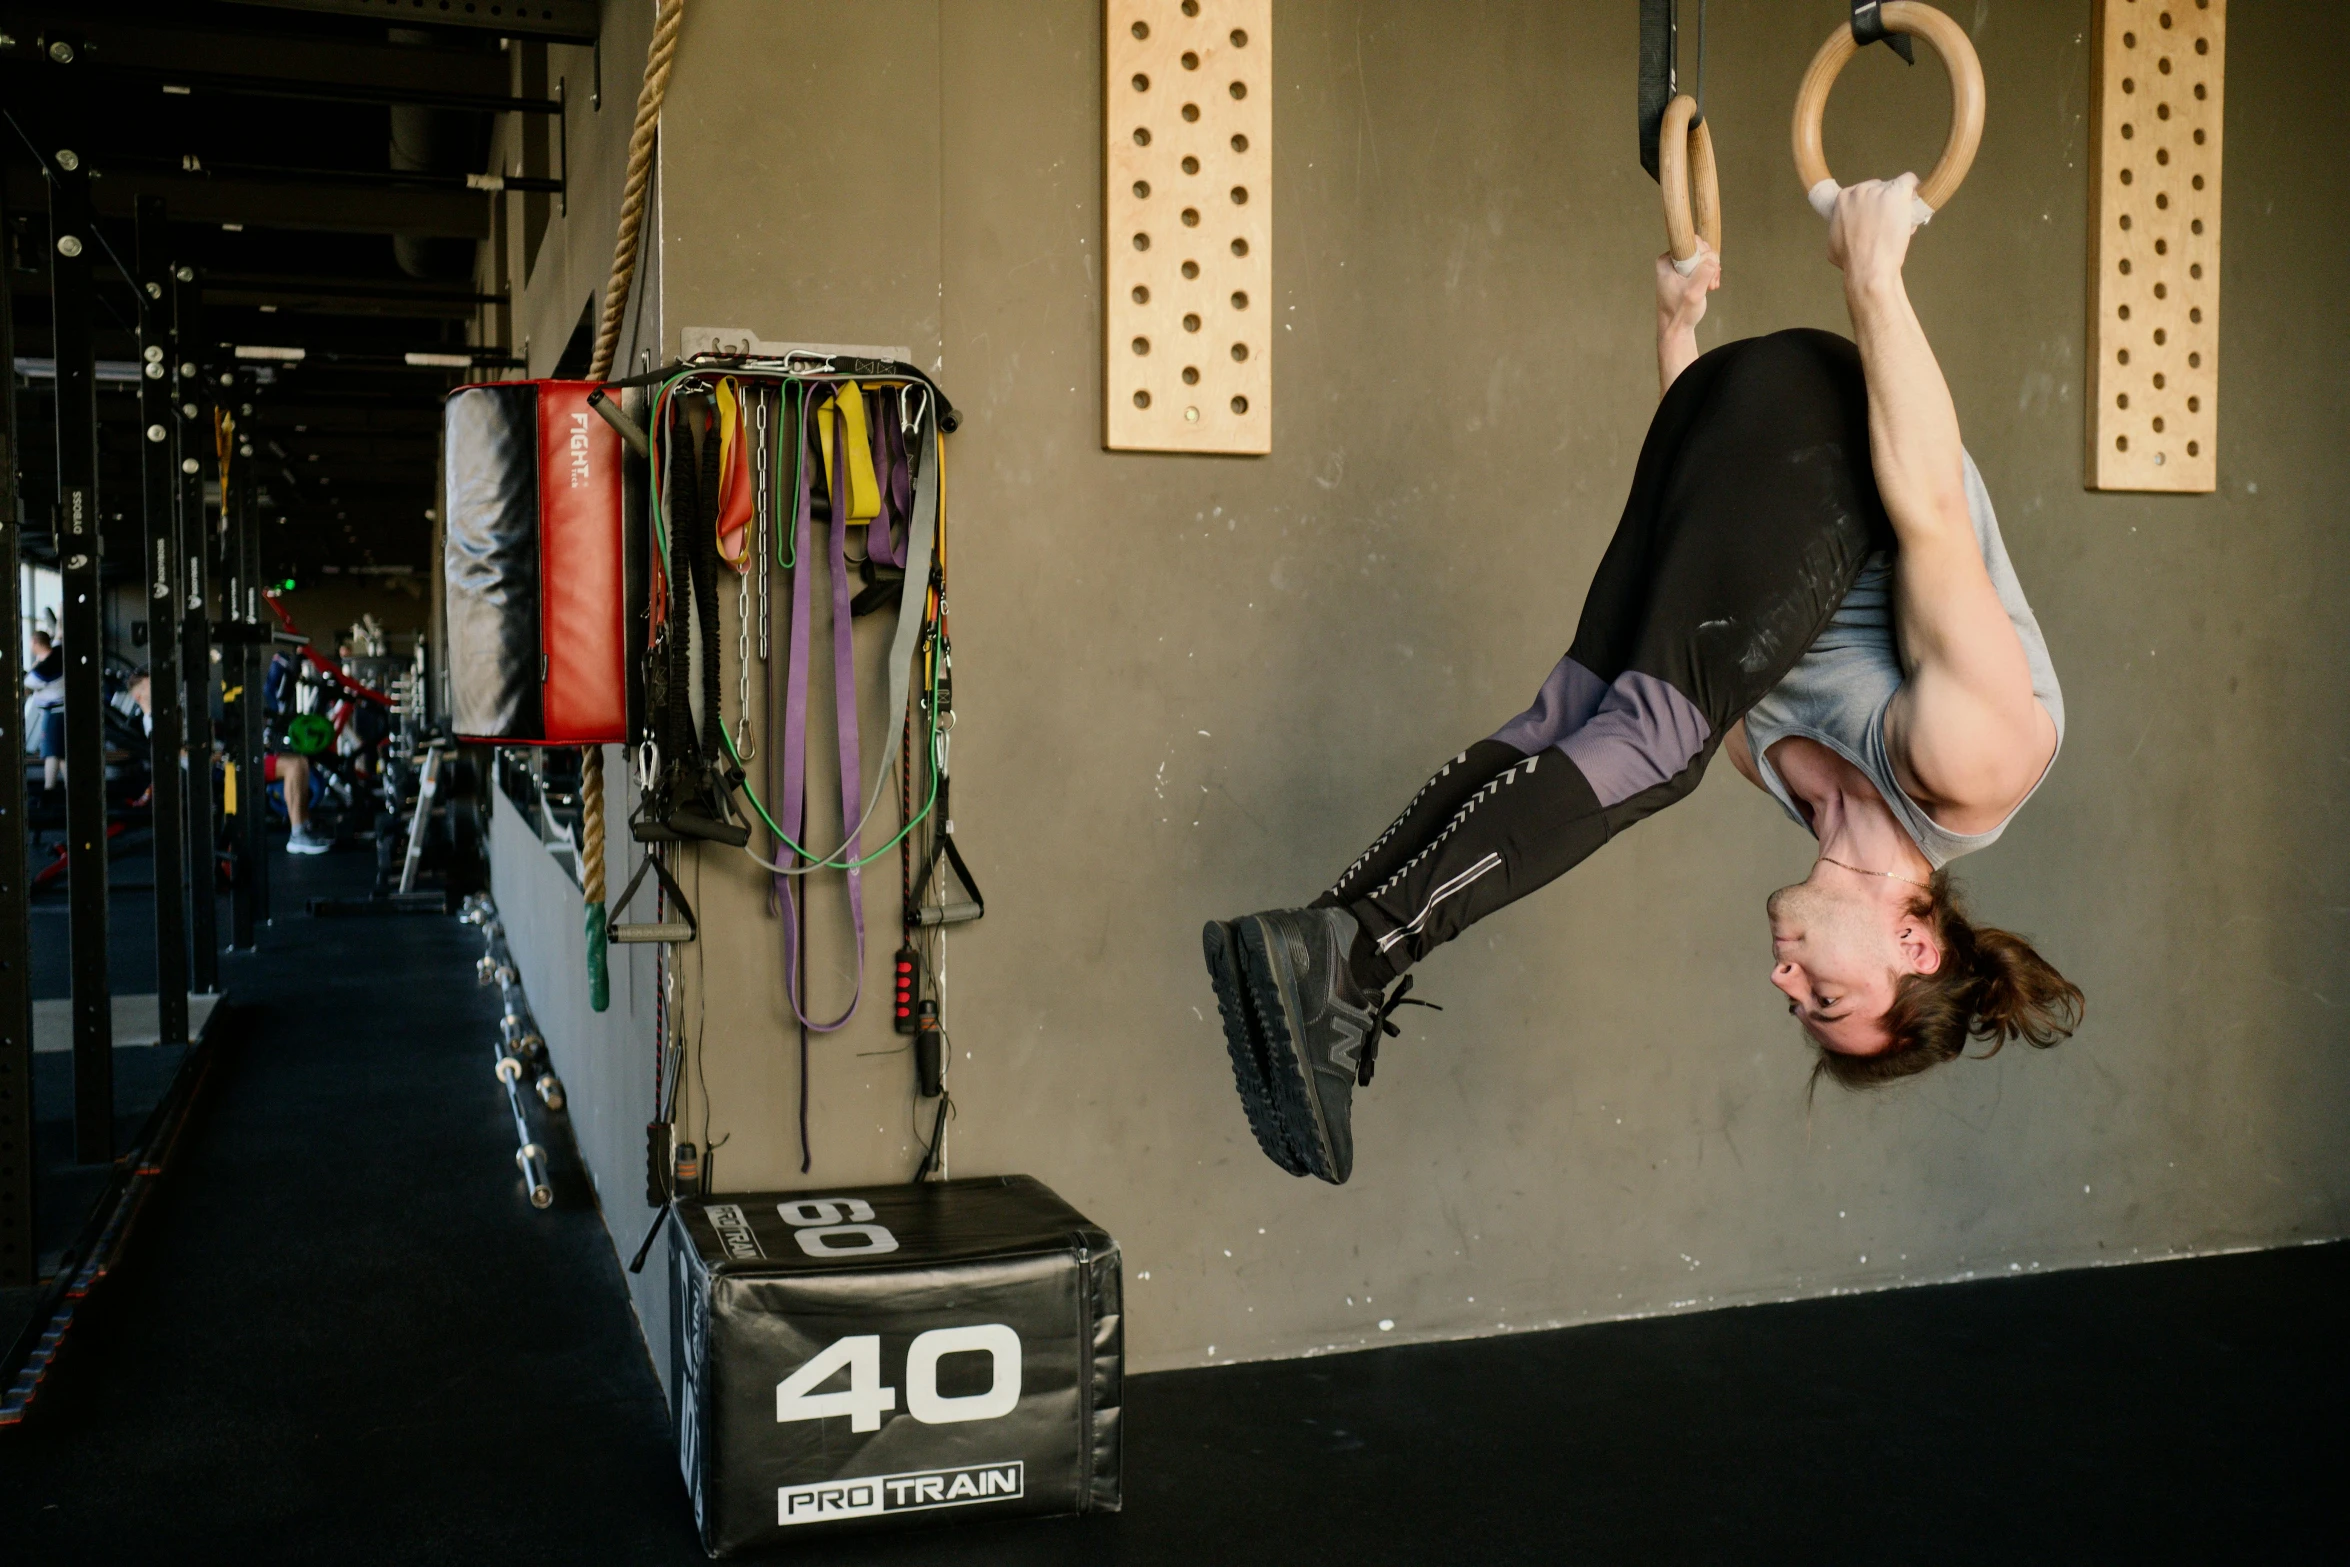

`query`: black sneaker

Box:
[1232,907,1434,1186]
[1203,920,1309,1177]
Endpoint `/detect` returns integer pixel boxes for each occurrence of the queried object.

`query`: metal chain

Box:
[734,569,755,759]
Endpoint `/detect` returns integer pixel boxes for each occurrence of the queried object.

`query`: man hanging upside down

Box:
[1206,175,2083,1186]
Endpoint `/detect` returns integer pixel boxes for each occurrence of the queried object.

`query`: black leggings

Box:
[1317,329,1895,986]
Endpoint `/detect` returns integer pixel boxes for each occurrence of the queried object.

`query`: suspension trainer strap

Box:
[865,395,913,569]
[692,414,726,768]
[775,384,869,1030]
[880,395,940,789]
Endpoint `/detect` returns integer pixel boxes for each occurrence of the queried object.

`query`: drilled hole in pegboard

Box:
[1107,0,1272,454]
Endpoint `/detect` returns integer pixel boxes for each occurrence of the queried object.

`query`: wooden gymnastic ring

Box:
[1791,1,1986,226]
[1657,94,1722,275]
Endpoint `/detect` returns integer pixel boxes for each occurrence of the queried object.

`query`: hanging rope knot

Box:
[1358,975,1441,1087]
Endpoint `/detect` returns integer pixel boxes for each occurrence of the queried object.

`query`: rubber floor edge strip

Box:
[1,997,235,1425]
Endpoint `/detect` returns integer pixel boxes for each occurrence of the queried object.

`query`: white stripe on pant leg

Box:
[1376,852,1503,953]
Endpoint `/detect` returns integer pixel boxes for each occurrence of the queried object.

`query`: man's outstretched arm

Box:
[1656,240,1720,399]
[1831,177,2055,825]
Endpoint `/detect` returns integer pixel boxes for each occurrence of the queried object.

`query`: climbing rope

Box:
[590,0,686,383]
[584,0,687,1012]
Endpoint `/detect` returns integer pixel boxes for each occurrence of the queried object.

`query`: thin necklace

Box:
[1817,855,1930,890]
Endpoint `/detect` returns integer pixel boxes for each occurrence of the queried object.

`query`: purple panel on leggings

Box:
[1558,670,1712,807]
[1489,656,1608,755]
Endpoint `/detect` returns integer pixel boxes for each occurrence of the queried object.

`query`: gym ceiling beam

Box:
[104,157,562,200]
[203,275,502,307]
[221,0,599,47]
[0,168,492,242]
[0,18,562,114]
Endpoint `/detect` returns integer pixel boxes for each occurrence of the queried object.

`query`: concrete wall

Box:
[495,0,2350,1377]
[490,778,673,1392]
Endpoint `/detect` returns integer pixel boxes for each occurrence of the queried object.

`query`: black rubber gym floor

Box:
[1,843,2341,1563]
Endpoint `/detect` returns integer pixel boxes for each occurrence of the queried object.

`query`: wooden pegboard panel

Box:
[1104,0,1271,455]
[2087,0,2224,493]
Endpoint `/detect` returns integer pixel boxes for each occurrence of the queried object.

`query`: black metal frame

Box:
[0,176,32,1288]
[221,0,600,46]
[240,446,268,929]
[176,272,221,993]
[137,196,191,1046]
[46,83,115,1164]
[227,416,260,951]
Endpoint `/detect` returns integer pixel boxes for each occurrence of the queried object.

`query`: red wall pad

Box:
[443,380,627,745]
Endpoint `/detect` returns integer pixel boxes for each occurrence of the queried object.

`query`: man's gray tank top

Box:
[1742,452,2064,870]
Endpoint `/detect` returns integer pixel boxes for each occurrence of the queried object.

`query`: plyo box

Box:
[668,1175,1122,1556]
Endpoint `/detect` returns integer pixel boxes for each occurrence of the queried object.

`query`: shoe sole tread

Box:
[1202,922,1308,1177]
[1235,915,1342,1184]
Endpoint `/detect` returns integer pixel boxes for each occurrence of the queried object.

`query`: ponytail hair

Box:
[1812,872,2084,1092]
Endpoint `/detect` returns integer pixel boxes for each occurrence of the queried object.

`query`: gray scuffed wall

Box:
[491,781,674,1395]
[494,0,2350,1377]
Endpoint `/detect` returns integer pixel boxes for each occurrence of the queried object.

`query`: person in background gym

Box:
[261,651,331,857]
[25,628,64,794]
[1206,175,2083,1186]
